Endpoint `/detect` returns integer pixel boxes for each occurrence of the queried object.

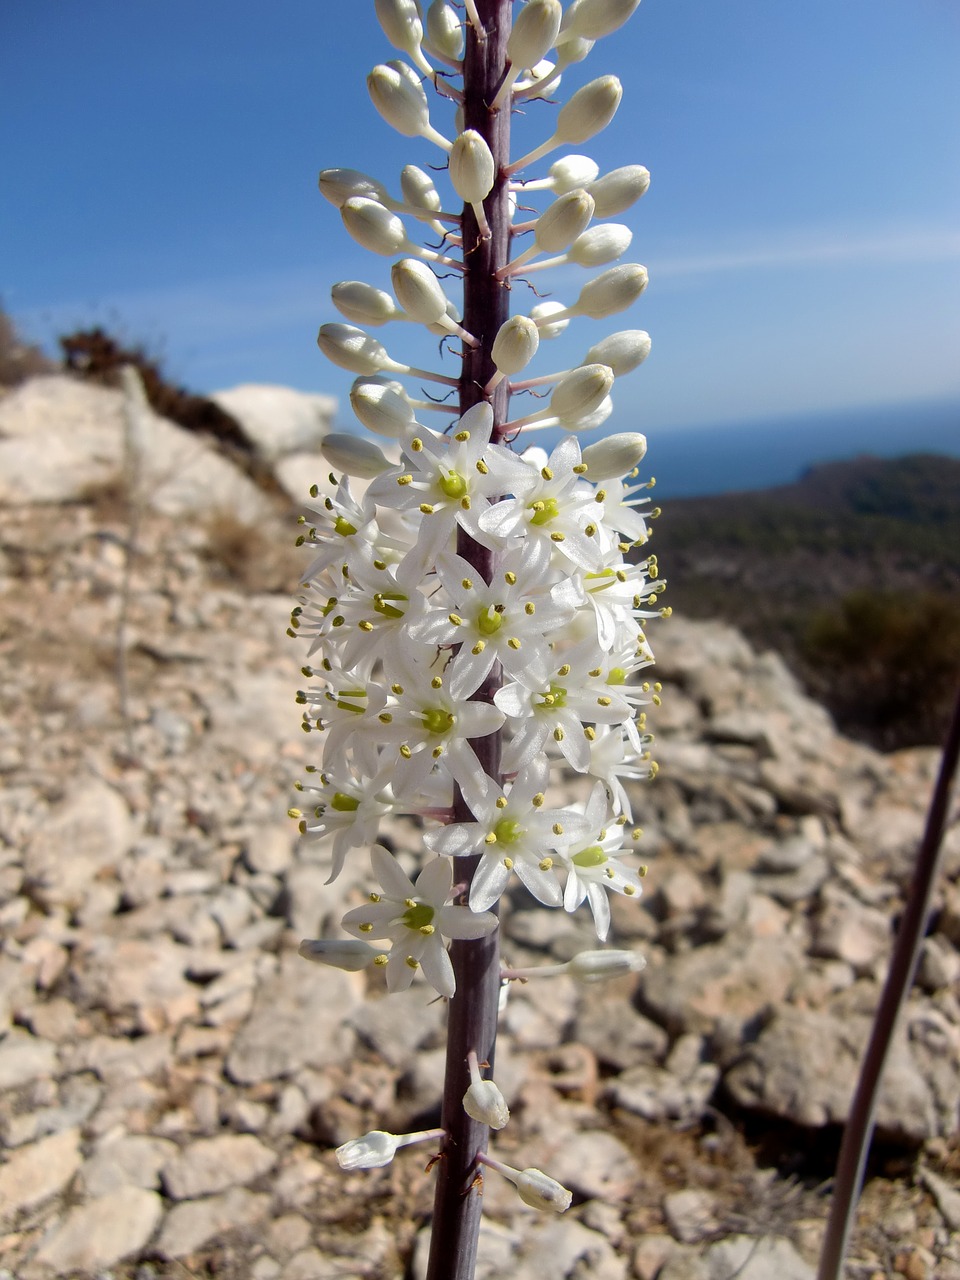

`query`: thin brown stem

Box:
[816,684,960,1280]
[425,3,512,1277]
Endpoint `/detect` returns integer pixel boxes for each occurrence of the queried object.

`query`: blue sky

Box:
[3,0,959,444]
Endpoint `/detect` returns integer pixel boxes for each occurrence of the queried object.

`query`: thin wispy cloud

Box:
[653,226,960,278]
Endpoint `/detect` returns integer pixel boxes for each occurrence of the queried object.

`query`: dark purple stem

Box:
[816,683,960,1280]
[425,3,512,1278]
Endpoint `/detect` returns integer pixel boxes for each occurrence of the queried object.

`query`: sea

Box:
[639,397,960,500]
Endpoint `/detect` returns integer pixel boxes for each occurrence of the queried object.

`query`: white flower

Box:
[426,759,590,910]
[341,846,498,997]
[561,781,645,940]
[407,544,577,699]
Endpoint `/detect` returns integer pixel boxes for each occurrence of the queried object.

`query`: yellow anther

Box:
[553,727,564,741]
[583,726,596,741]
[400,744,412,758]
[462,578,473,590]
[552,823,563,835]
[369,892,382,903]
[550,532,565,542]
[539,857,553,871]
[495,796,508,809]
[557,664,571,677]
[397,474,413,485]
[405,956,420,970]
[374,559,387,570]
[504,571,517,585]
[455,429,470,441]
[358,922,374,932]
[502,857,514,870]
[585,524,597,536]
[485,832,497,844]
[379,712,393,724]
[476,459,489,474]
[632,828,643,841]
[373,954,388,967]
[391,683,404,694]
[472,640,486,654]
[420,503,435,514]
[524,602,535,615]
[410,437,423,451]
[595,489,607,502]
[507,637,521,650]
[532,793,544,807]
[573,462,588,474]
[419,924,435,936]
[448,613,463,626]
[431,675,443,689]
[358,619,373,632]
[624,884,636,896]
[541,466,553,480]
[597,695,612,706]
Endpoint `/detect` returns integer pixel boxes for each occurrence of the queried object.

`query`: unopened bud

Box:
[547,154,600,193]
[583,329,651,375]
[321,433,393,479]
[507,0,562,69]
[367,60,433,139]
[550,363,614,423]
[400,164,442,214]
[580,432,648,479]
[574,263,648,318]
[530,300,570,338]
[492,315,540,375]
[391,258,449,325]
[567,948,647,983]
[375,0,426,57]
[341,197,408,256]
[565,0,641,41]
[587,164,650,217]
[350,376,417,438]
[449,130,496,204]
[298,938,381,971]
[425,0,464,60]
[332,280,400,327]
[319,167,389,209]
[568,222,632,267]
[516,1168,573,1212]
[556,75,622,144]
[535,188,596,252]
[335,1125,445,1171]
[463,1078,510,1129]
[318,323,391,375]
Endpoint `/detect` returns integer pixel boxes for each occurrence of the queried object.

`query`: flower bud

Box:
[573,394,613,432]
[568,222,632,267]
[549,363,614,423]
[425,0,464,60]
[587,164,650,218]
[319,167,389,209]
[556,75,622,145]
[583,328,651,376]
[580,432,648,480]
[331,280,401,327]
[507,0,562,69]
[341,197,407,256]
[449,130,496,204]
[534,188,596,253]
[548,154,600,194]
[400,164,442,214]
[336,1130,401,1170]
[492,315,540,375]
[574,263,648,319]
[567,948,647,983]
[565,0,641,40]
[367,60,431,138]
[391,258,449,325]
[463,1078,510,1129]
[350,376,417,438]
[516,1168,573,1212]
[318,323,391,375]
[298,938,381,971]
[515,58,560,98]
[321,433,393,479]
[375,0,425,57]
[530,300,570,338]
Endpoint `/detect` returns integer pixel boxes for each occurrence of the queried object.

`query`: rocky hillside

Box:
[655,453,960,751]
[1,376,959,1280]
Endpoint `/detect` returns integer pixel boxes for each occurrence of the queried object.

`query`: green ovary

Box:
[493,817,523,846]
[476,606,503,636]
[401,902,435,931]
[330,793,360,812]
[572,846,607,868]
[606,668,627,685]
[529,497,560,527]
[438,470,467,499]
[334,516,357,536]
[422,708,455,736]
[537,683,568,709]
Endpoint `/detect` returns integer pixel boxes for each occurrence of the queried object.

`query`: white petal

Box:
[371,843,417,900]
